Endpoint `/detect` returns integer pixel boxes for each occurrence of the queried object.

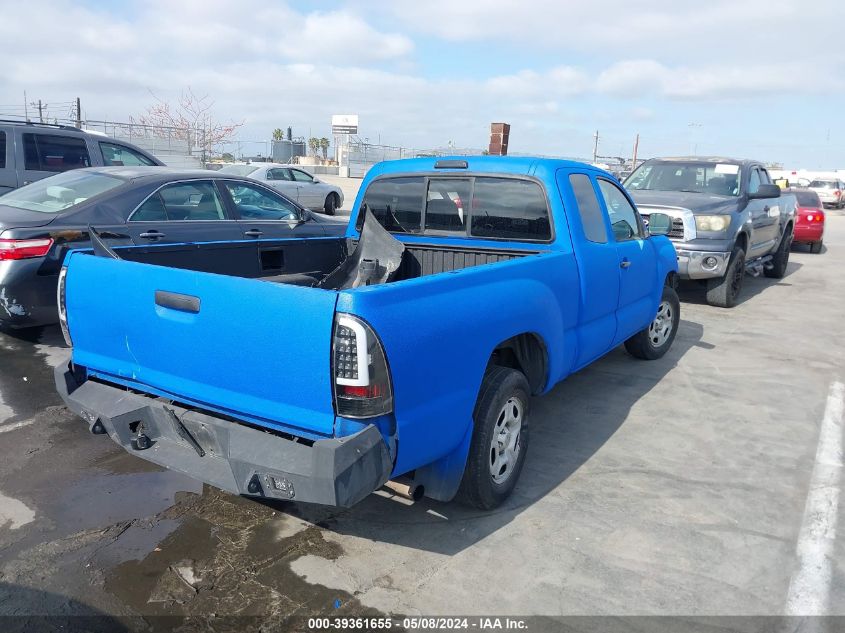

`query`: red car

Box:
[788,188,825,253]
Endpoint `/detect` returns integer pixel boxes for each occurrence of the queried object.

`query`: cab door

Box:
[559,171,619,369]
[594,177,658,345]
[745,167,780,257]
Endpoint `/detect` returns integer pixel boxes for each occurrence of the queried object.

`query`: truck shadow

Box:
[282,317,705,555]
[0,581,130,631]
[676,261,802,308]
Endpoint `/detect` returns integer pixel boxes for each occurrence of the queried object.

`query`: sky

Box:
[0,0,843,168]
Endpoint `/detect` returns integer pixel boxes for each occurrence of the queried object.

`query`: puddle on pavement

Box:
[103,488,385,621]
[0,326,65,424]
[52,471,203,535]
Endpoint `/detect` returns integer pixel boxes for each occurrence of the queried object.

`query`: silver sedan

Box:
[216,163,344,215]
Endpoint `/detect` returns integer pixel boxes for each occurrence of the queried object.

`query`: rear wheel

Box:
[810,240,823,254]
[324,193,338,215]
[764,229,792,278]
[706,245,745,308]
[624,285,680,360]
[458,366,530,510]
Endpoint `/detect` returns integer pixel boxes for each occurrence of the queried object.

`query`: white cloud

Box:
[596,59,823,99]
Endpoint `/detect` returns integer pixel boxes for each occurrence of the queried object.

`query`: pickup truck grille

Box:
[640,213,686,241]
[669,218,685,240]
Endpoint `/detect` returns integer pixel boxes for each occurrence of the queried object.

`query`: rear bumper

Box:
[55,361,393,507]
[0,259,60,328]
[794,225,824,243]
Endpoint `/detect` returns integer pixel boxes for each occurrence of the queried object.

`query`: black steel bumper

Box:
[55,362,393,507]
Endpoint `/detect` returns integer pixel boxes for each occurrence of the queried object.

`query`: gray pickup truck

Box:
[625,157,797,307]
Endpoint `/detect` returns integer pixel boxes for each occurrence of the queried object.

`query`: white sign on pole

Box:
[332,114,359,135]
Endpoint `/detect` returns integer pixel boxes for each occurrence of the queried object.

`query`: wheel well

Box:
[736,231,748,252]
[664,271,678,290]
[487,333,548,395]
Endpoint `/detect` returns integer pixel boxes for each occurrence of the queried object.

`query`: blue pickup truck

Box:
[56,157,680,509]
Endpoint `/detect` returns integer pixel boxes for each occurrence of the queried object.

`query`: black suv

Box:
[0,120,163,194]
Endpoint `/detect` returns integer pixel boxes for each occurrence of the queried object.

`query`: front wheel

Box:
[323,193,338,215]
[706,245,745,308]
[624,285,680,360]
[458,366,530,510]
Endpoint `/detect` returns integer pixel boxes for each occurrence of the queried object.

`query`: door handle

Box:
[139,230,165,240]
[763,205,770,213]
[244,229,264,238]
[620,259,631,269]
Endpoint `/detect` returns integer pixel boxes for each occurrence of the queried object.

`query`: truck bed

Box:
[116,237,534,288]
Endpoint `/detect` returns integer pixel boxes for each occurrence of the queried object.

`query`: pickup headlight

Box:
[694,215,731,233]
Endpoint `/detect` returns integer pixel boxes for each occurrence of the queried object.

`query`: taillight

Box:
[806,214,814,222]
[836,190,842,197]
[332,314,393,418]
[57,266,72,347]
[0,238,54,261]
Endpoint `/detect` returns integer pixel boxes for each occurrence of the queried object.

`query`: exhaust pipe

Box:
[384,478,424,502]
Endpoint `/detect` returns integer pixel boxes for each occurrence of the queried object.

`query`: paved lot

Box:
[0,217,843,624]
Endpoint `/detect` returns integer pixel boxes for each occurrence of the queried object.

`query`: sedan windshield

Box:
[217,165,260,177]
[625,162,742,197]
[0,171,124,213]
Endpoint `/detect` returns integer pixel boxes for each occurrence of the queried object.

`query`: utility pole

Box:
[592,130,599,164]
[37,100,44,123]
[24,91,29,122]
[631,133,639,169]
[75,97,82,128]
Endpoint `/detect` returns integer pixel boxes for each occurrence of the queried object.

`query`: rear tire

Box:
[624,285,680,360]
[764,229,792,278]
[706,245,745,308]
[458,366,530,510]
[810,240,823,254]
[324,193,338,215]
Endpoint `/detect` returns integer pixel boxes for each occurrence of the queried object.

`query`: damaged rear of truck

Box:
[56,156,679,509]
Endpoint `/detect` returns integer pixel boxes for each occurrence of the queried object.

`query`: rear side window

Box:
[470,178,551,240]
[359,177,424,233]
[132,181,226,222]
[425,178,471,232]
[23,133,91,172]
[100,142,156,166]
[569,174,607,243]
[0,131,5,168]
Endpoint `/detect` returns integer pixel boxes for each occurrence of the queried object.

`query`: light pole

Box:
[688,123,702,156]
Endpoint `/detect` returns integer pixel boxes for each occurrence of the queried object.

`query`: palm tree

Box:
[319,137,330,161]
[308,137,320,157]
[272,128,284,141]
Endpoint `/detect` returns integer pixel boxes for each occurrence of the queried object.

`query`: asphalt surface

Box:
[0,216,843,626]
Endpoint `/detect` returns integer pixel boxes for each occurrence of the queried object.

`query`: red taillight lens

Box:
[0,238,54,261]
[333,314,393,419]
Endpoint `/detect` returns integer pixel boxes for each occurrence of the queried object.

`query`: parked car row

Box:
[1,151,832,512]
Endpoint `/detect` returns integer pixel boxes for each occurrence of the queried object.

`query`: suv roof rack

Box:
[0,118,83,133]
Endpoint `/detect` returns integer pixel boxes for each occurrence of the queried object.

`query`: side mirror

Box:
[646,212,672,236]
[748,184,781,199]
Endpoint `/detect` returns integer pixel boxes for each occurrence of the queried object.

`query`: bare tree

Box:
[133,87,243,157]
